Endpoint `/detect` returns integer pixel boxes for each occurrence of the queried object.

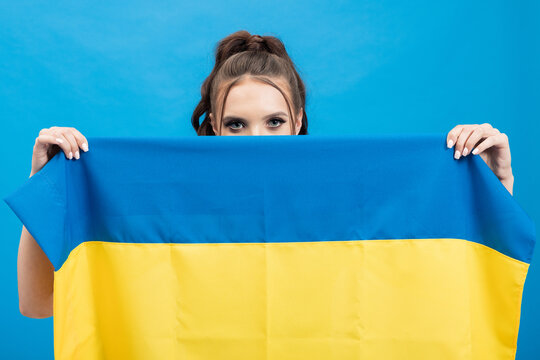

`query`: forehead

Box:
[222,77,291,116]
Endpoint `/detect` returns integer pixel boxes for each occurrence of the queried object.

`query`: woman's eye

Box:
[227,121,244,130]
[268,118,285,128]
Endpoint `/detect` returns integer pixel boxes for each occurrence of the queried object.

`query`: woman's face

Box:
[209,77,303,136]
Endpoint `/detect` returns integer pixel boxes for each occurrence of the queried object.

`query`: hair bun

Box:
[249,34,264,43]
[214,30,278,67]
[245,34,267,51]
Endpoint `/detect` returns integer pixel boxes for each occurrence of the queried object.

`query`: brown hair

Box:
[191,30,309,135]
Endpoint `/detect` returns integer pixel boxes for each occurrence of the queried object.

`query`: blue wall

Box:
[1,1,538,358]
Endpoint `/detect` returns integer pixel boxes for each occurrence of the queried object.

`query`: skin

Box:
[209,77,303,136]
[17,77,514,319]
[446,123,514,195]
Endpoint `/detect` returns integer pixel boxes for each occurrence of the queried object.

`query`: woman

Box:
[18,30,514,318]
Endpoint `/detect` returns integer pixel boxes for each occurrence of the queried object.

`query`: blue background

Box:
[1,1,538,358]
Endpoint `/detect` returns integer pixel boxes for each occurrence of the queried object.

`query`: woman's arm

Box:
[17,225,54,318]
[18,127,88,318]
[498,173,514,196]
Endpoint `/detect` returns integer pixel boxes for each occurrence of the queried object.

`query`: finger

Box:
[467,127,499,155]
[472,133,508,155]
[62,131,81,160]
[68,127,89,152]
[35,134,65,148]
[36,134,64,160]
[446,125,464,148]
[454,125,476,159]
[463,127,488,157]
[37,132,72,159]
[54,132,74,159]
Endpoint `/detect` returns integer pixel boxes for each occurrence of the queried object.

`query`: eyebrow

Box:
[222,111,289,122]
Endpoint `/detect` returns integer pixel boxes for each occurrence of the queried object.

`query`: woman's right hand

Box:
[30,126,89,177]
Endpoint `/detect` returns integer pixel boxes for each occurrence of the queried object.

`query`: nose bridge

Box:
[250,122,265,136]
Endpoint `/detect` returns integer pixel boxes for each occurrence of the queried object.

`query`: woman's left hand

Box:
[446,123,514,195]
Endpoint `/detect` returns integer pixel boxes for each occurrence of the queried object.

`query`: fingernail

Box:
[81,143,88,152]
[472,148,479,155]
[447,140,454,148]
[454,150,461,159]
[56,138,64,143]
[74,151,80,159]
[462,147,468,156]
[68,152,73,159]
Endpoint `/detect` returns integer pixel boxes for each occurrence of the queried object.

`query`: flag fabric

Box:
[4,134,536,360]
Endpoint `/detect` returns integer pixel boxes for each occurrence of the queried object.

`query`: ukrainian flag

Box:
[4,134,535,359]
